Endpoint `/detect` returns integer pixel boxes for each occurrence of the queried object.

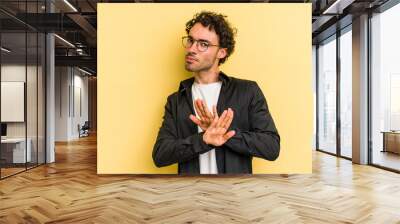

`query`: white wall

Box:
[55,67,89,141]
[72,72,89,138]
[55,66,70,141]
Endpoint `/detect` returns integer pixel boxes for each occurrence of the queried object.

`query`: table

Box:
[1,138,32,163]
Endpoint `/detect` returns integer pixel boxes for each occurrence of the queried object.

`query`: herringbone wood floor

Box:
[1,134,400,224]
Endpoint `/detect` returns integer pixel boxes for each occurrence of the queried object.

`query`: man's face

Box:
[184,23,226,72]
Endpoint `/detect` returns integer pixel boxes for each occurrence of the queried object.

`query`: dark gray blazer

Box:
[152,71,280,174]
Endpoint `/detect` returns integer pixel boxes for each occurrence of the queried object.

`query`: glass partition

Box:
[1,30,28,177]
[0,1,46,179]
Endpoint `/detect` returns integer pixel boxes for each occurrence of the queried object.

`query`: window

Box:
[370,2,400,171]
[339,27,352,158]
[317,35,337,154]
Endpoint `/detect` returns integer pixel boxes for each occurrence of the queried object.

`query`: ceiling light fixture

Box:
[0,47,11,53]
[63,0,78,12]
[1,47,11,53]
[78,67,93,76]
[54,34,75,48]
[322,0,355,15]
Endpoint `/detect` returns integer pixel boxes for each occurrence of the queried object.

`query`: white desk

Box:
[1,138,31,163]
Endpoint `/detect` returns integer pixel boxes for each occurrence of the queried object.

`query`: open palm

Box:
[203,108,235,147]
[190,99,216,131]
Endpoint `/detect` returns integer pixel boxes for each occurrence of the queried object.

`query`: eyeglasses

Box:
[182,36,219,52]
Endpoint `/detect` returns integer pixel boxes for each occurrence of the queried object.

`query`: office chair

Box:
[79,121,90,138]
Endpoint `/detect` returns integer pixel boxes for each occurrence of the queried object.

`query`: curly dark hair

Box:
[185,11,237,65]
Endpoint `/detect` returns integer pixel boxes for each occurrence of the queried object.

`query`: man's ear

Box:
[217,48,227,60]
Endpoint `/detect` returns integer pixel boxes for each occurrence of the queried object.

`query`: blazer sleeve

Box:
[224,81,280,161]
[152,94,213,167]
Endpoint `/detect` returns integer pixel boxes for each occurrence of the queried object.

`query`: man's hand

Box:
[202,108,235,147]
[189,99,217,131]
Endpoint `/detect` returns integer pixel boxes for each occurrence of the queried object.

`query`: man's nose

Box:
[187,42,198,53]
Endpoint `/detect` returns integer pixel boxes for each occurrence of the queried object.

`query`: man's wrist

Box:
[200,132,213,147]
[201,132,208,145]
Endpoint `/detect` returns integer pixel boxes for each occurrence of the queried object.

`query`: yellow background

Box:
[98,3,312,174]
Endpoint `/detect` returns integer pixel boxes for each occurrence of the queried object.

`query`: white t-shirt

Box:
[191,81,222,174]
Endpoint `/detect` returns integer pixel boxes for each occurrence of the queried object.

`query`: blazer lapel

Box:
[180,78,200,173]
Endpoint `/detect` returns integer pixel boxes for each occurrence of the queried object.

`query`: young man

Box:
[152,11,280,174]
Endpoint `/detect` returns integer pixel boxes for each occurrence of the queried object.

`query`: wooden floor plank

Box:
[0,134,400,223]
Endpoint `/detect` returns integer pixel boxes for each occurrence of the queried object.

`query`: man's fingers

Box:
[209,112,219,128]
[223,108,234,129]
[219,108,232,129]
[199,100,212,123]
[189,114,201,126]
[193,100,200,114]
[223,130,236,140]
[216,110,227,128]
[195,99,206,120]
[197,99,212,123]
[202,100,214,120]
[220,108,231,128]
[193,100,202,118]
